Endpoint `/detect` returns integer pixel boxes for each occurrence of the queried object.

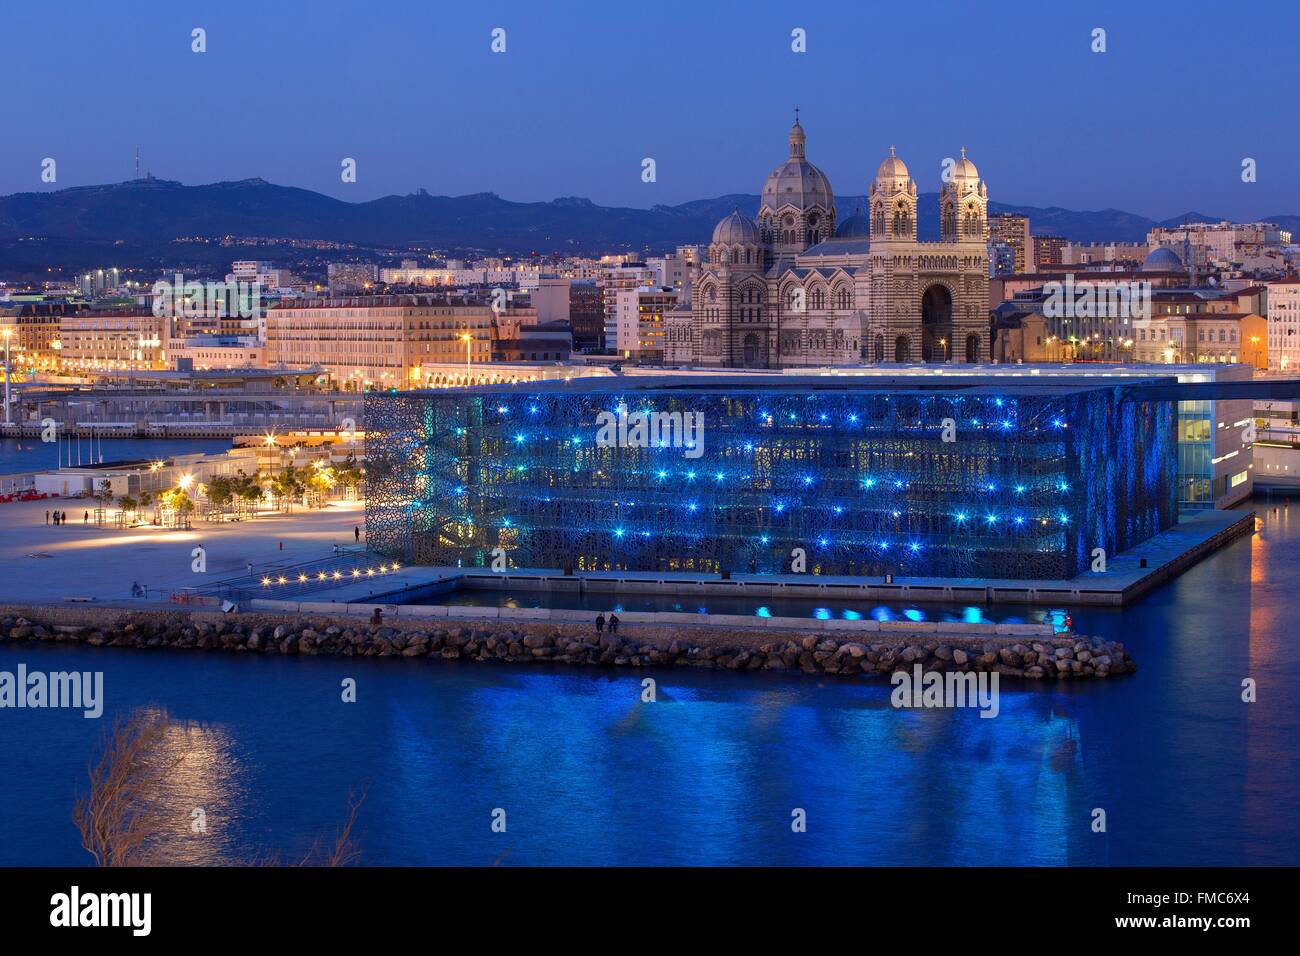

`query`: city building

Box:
[988,214,1032,274]
[364,375,1178,580]
[1059,241,1149,267]
[528,276,573,324]
[613,287,677,361]
[677,119,989,368]
[264,296,493,391]
[1149,221,1287,270]
[988,241,1017,277]
[1033,235,1067,269]
[326,262,379,295]
[57,310,168,371]
[1265,277,1300,371]
[809,363,1255,511]
[0,302,70,372]
[492,321,574,363]
[568,279,604,352]
[599,259,656,351]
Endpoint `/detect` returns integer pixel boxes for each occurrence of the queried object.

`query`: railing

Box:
[175,548,402,604]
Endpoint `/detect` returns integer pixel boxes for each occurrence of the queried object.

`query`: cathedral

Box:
[665,116,990,367]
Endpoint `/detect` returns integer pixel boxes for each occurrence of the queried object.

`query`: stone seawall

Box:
[0,605,1137,681]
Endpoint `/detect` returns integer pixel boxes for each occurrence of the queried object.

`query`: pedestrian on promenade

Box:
[354,526,361,543]
[595,613,606,634]
[83,511,89,524]
[45,510,49,525]
[371,607,383,626]
[608,613,620,634]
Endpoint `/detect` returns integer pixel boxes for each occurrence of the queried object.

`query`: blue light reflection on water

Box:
[0,502,1296,866]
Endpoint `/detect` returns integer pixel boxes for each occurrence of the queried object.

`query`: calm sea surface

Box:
[0,499,1296,866]
[0,437,232,476]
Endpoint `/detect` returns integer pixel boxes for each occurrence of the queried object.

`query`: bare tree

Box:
[73,708,182,867]
[299,788,366,867]
[74,707,367,867]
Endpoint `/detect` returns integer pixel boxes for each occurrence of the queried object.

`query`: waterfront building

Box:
[364,375,1178,580]
[0,302,68,372]
[170,336,265,370]
[264,296,493,391]
[57,310,168,371]
[805,363,1255,512]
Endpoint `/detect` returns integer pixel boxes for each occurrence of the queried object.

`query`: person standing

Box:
[608,613,620,634]
[354,525,361,543]
[595,613,606,634]
[45,510,50,525]
[83,511,89,524]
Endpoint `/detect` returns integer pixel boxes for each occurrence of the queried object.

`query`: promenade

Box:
[0,498,367,605]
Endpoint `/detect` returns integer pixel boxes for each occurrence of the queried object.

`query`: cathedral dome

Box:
[875,147,910,183]
[761,117,834,212]
[835,209,871,238]
[948,147,979,183]
[1142,247,1184,272]
[712,208,761,246]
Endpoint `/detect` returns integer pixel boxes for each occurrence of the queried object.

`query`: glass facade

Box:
[366,380,1178,581]
[1176,398,1215,509]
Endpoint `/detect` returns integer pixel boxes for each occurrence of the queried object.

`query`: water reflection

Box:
[1,503,1297,865]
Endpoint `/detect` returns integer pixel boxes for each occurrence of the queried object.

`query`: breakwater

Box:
[0,605,1136,680]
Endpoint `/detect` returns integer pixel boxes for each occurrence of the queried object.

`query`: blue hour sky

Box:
[2,0,1295,219]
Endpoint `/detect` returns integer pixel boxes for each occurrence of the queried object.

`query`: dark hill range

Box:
[2,177,1295,275]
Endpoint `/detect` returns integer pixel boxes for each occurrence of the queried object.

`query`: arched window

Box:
[810,287,825,310]
[892,202,911,238]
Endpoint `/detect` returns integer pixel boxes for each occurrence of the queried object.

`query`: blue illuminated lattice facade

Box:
[365,378,1178,580]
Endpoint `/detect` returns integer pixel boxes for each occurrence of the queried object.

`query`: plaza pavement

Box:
[0,498,370,605]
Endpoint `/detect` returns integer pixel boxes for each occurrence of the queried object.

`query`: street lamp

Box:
[460,332,473,379]
[2,328,11,425]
